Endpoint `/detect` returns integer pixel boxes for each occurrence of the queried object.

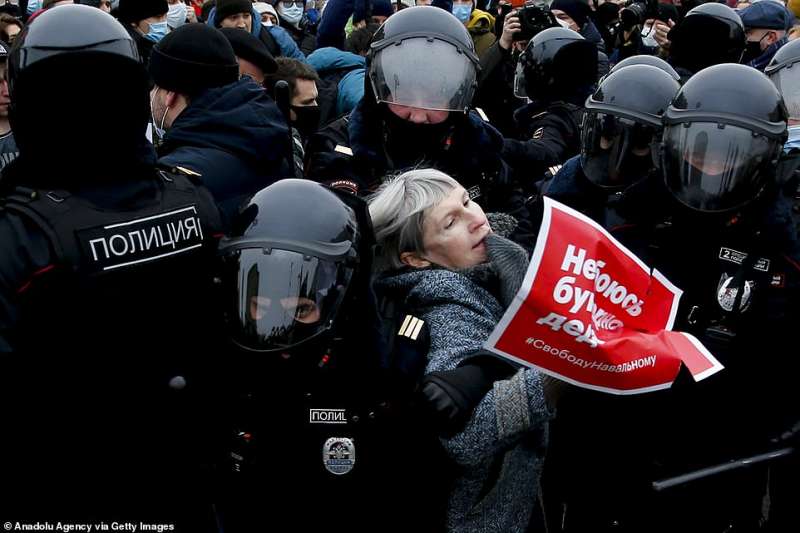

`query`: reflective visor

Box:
[581,112,658,189]
[662,122,779,212]
[769,64,800,121]
[370,38,477,112]
[224,248,353,352]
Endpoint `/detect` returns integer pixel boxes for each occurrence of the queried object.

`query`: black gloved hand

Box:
[419,352,518,437]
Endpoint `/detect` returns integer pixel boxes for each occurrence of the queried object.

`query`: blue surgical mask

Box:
[167,2,187,29]
[278,4,303,24]
[145,21,169,43]
[26,0,41,14]
[452,4,471,24]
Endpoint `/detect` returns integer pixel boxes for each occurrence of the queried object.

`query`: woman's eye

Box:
[463,198,470,207]
[445,218,455,229]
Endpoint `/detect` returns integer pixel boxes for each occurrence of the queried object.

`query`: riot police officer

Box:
[214,179,446,531]
[304,6,534,246]
[0,4,223,507]
[543,61,681,224]
[666,2,746,82]
[548,63,800,533]
[502,27,598,186]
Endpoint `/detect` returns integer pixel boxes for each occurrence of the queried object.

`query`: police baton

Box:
[273,80,301,179]
[651,446,795,492]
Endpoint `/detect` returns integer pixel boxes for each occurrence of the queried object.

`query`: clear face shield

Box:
[369,36,477,112]
[581,111,659,190]
[224,248,354,352]
[662,121,780,212]
[768,63,800,122]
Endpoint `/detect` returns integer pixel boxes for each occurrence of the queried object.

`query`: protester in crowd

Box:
[502,27,598,187]
[369,168,559,532]
[117,0,169,65]
[0,41,17,173]
[452,0,497,57]
[208,0,306,61]
[306,6,535,248]
[149,23,290,225]
[166,0,193,29]
[316,0,393,50]
[740,0,790,70]
[306,23,374,126]
[551,0,610,77]
[264,57,320,176]
[254,0,279,24]
[271,0,317,55]
[221,26,278,84]
[78,0,112,12]
[0,7,223,514]
[0,13,21,44]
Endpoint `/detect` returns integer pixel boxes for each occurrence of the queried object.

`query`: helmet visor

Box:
[513,57,528,99]
[662,122,778,212]
[370,37,477,112]
[224,248,353,352]
[581,111,659,189]
[769,64,800,121]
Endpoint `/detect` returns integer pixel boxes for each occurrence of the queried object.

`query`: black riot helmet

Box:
[766,37,800,121]
[609,54,681,82]
[581,65,681,190]
[513,27,597,103]
[367,6,479,113]
[661,63,787,213]
[7,5,150,179]
[220,179,372,354]
[667,3,745,74]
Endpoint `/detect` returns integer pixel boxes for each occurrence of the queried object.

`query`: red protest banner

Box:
[485,197,723,394]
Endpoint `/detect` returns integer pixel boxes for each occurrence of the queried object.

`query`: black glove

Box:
[420,352,518,437]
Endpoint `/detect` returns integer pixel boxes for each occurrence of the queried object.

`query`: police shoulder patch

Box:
[398,314,425,341]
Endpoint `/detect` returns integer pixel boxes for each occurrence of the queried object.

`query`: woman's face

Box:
[416,186,492,270]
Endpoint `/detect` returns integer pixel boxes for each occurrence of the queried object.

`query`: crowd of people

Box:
[0,0,799,531]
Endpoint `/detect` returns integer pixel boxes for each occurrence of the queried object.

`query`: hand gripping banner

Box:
[485,197,723,394]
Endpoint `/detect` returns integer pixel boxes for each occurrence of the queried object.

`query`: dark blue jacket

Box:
[158,78,291,225]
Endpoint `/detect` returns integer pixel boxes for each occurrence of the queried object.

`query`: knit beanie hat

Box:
[550,0,590,28]
[215,0,252,23]
[117,0,168,23]
[220,27,277,74]
[372,0,393,18]
[149,23,240,95]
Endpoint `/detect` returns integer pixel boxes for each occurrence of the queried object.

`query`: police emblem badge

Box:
[717,274,753,313]
[323,437,356,475]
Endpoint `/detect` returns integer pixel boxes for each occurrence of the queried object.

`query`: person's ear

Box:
[400,251,431,269]
[164,91,180,108]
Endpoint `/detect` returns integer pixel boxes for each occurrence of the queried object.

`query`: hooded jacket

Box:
[306,46,366,124]
[206,6,306,61]
[467,8,497,58]
[158,78,291,225]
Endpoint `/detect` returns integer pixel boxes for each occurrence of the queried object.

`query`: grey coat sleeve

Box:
[422,302,553,467]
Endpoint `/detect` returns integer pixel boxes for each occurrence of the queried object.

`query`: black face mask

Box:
[291,104,321,139]
[381,107,455,154]
[741,38,766,65]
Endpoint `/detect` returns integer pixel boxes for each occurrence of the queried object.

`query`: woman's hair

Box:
[368,168,460,272]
